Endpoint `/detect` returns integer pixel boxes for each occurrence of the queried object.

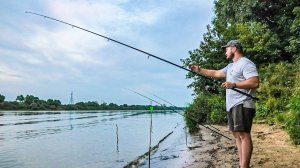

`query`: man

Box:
[189,40,259,168]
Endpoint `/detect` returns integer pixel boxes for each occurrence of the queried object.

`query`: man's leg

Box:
[233,132,242,167]
[230,104,255,167]
[239,132,253,168]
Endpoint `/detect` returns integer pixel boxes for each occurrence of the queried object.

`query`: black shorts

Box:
[227,104,255,133]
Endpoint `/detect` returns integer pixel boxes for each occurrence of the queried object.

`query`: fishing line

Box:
[125,88,232,141]
[25,11,258,101]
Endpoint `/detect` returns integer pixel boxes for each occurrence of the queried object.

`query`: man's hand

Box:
[189,65,201,73]
[189,65,226,79]
[221,82,236,89]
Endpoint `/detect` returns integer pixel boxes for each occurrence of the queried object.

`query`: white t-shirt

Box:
[220,57,258,111]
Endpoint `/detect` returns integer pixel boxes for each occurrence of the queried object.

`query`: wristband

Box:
[232,83,237,88]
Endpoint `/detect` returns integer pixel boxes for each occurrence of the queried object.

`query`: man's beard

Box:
[227,53,234,60]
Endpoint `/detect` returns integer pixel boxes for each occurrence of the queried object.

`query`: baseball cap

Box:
[221,40,243,50]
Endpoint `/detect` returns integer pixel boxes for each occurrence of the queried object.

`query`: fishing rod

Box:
[150,93,221,132]
[25,11,258,101]
[125,88,232,141]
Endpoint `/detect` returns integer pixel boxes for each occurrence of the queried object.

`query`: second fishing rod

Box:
[26,11,258,101]
[150,92,221,132]
[125,88,232,141]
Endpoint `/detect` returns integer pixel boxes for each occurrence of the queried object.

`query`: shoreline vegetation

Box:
[182,1,300,145]
[0,94,184,111]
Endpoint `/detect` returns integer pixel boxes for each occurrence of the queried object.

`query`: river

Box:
[0,110,187,168]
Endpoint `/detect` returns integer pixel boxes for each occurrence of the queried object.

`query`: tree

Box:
[0,94,5,103]
[287,7,300,59]
[182,0,300,144]
[53,100,61,106]
[16,95,24,102]
[47,99,61,107]
[24,95,39,105]
[213,0,300,62]
[182,0,300,96]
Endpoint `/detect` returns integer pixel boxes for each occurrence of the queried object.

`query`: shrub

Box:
[256,61,297,127]
[184,93,226,133]
[270,60,300,145]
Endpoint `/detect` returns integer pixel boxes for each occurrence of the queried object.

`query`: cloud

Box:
[0,0,214,106]
[23,0,169,74]
[0,64,22,81]
[47,0,167,28]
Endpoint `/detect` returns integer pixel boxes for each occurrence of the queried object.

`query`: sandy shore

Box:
[129,123,299,168]
[184,123,300,168]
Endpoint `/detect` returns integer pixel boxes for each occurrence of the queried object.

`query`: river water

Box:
[0,110,186,168]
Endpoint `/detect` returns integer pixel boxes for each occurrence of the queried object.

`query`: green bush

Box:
[256,61,296,123]
[285,109,300,145]
[184,111,199,133]
[256,104,269,119]
[285,69,300,144]
[207,95,227,123]
[184,93,226,133]
[210,109,227,123]
[256,58,300,145]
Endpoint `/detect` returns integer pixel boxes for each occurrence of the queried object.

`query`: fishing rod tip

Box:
[25,11,34,14]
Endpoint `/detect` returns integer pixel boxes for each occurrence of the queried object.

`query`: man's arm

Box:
[221,76,259,89]
[189,65,226,79]
[235,76,259,89]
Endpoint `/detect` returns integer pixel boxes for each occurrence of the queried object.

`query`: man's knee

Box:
[233,131,250,139]
[233,131,241,139]
[240,132,250,137]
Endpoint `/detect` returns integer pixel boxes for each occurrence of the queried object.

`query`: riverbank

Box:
[128,123,300,168]
[184,123,300,168]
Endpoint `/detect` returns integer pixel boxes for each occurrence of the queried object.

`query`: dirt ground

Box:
[135,123,299,168]
[195,123,300,168]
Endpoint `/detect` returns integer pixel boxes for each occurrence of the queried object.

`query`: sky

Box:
[0,0,215,107]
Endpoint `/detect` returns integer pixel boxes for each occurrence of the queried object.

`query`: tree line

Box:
[0,94,184,111]
[183,0,300,145]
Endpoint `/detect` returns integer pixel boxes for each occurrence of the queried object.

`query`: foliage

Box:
[214,0,300,61]
[0,94,184,111]
[184,111,198,134]
[255,62,296,122]
[184,93,226,133]
[16,95,24,102]
[255,59,300,144]
[277,59,300,144]
[183,0,300,144]
[0,94,5,103]
[285,95,300,145]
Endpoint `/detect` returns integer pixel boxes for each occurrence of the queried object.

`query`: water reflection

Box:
[0,111,184,168]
